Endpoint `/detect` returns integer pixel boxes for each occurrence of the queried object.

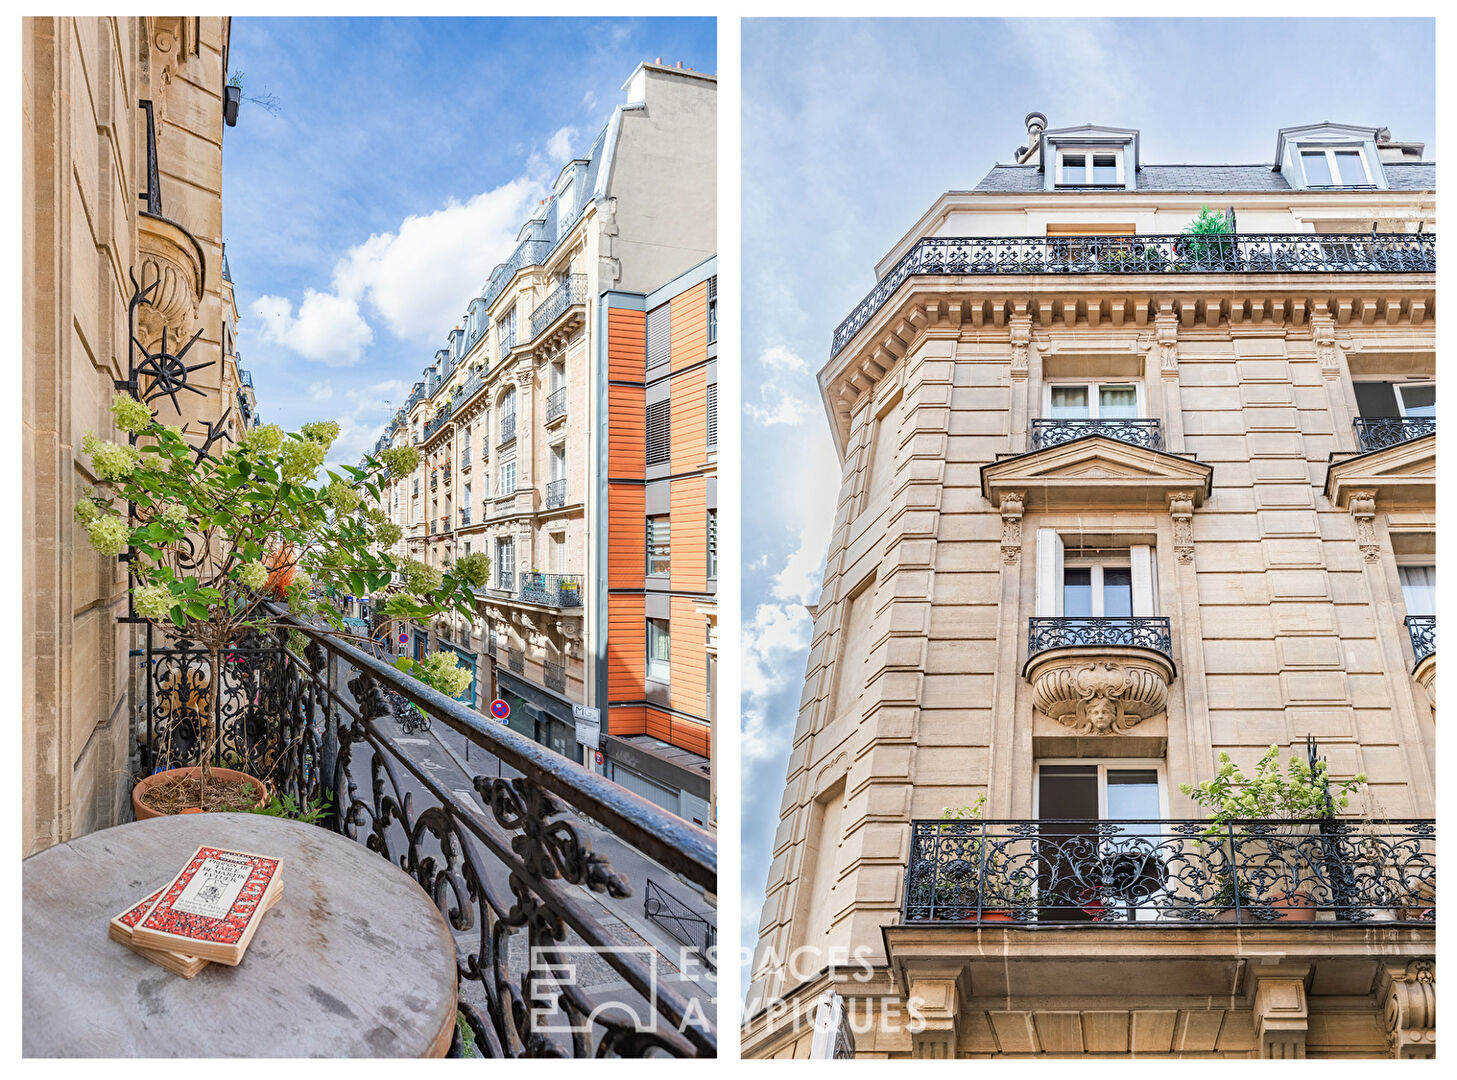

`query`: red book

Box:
[110,882,284,978]
[131,845,283,965]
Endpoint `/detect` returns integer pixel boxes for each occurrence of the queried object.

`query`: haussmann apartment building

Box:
[23,15,254,853]
[366,61,718,827]
[745,113,1435,1058]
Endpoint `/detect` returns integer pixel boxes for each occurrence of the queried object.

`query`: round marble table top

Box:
[23,812,457,1058]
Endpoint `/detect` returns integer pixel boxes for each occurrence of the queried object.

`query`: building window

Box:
[647,516,670,576]
[499,458,516,496]
[1047,382,1140,419]
[646,399,671,465]
[551,532,566,573]
[646,301,671,369]
[496,538,514,586]
[1399,566,1436,616]
[707,383,718,449]
[1355,380,1437,419]
[647,618,671,683]
[1035,532,1157,618]
[707,275,717,344]
[551,442,566,482]
[707,509,717,579]
[1300,146,1371,187]
[1058,149,1121,186]
[1037,762,1165,820]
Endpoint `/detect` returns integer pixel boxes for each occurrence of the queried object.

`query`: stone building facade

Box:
[23,16,246,854]
[746,115,1435,1058]
[366,62,717,823]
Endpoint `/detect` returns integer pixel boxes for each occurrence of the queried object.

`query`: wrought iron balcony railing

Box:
[450,371,486,415]
[1354,416,1436,453]
[494,570,515,594]
[831,232,1438,357]
[499,324,518,358]
[1030,417,1163,451]
[135,614,714,1057]
[546,478,566,509]
[519,572,584,608]
[544,659,566,693]
[507,646,524,674]
[904,817,1435,926]
[1406,615,1435,667]
[442,466,452,485]
[1028,616,1173,662]
[530,274,588,339]
[483,239,552,309]
[547,386,567,422]
[459,509,471,527]
[423,403,452,439]
[499,413,516,446]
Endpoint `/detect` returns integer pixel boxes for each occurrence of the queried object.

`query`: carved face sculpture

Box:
[1081,694,1122,734]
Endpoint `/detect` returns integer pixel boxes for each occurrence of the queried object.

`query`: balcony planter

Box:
[133,765,268,820]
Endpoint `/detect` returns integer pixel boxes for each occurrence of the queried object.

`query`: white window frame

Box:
[550,531,567,573]
[1298,145,1373,188]
[1043,380,1145,419]
[1032,759,1171,820]
[550,441,567,482]
[498,457,516,497]
[647,618,671,684]
[1035,530,1157,617]
[647,515,670,577]
[1056,147,1124,186]
[1396,382,1436,418]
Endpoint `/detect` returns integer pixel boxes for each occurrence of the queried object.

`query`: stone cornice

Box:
[819,276,1435,457]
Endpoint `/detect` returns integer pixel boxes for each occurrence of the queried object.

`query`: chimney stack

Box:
[1017,111,1048,165]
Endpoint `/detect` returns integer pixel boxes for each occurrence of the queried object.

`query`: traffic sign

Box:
[490,699,510,722]
[399,633,408,644]
[594,750,603,766]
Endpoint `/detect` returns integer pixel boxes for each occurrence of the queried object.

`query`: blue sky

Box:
[222,16,715,467]
[739,16,1436,996]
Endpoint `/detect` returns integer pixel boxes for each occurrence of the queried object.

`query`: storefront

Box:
[496,670,578,762]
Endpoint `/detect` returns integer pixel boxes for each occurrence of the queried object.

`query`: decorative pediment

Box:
[1325,434,1435,512]
[981,436,1213,512]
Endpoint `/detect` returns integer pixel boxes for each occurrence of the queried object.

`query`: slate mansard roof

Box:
[969,161,1436,195]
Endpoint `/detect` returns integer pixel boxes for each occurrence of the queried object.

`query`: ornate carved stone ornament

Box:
[1009,313,1031,377]
[1348,489,1381,563]
[1154,308,1179,373]
[1381,959,1435,1058]
[1311,315,1340,375]
[1168,491,1196,564]
[999,491,1025,565]
[1030,659,1170,735]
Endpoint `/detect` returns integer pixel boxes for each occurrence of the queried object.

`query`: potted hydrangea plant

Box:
[1181,745,1365,921]
[78,393,489,817]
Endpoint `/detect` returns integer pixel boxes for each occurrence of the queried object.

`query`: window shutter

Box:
[646,399,671,465]
[1035,529,1063,616]
[707,384,718,448]
[1131,545,1155,616]
[646,302,671,369]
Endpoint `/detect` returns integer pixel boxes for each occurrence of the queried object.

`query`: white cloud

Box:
[308,380,333,402]
[332,179,544,341]
[252,177,546,365]
[581,89,598,111]
[745,343,815,427]
[250,290,372,367]
[546,125,578,161]
[769,437,839,604]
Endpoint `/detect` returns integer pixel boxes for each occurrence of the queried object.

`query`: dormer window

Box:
[1057,149,1122,187]
[1300,146,1372,188]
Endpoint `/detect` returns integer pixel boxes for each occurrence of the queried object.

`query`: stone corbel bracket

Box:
[1026,649,1174,736]
[1169,490,1196,565]
[1380,960,1435,1059]
[999,491,1024,565]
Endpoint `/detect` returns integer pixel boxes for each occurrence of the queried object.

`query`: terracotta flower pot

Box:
[978,910,1018,923]
[132,765,269,820]
[1273,889,1317,922]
